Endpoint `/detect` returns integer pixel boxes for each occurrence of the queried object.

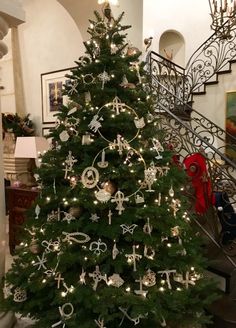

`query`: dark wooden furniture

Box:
[5,186,39,254]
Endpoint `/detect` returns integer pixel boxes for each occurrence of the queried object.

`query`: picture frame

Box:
[225,91,236,161]
[41,68,73,123]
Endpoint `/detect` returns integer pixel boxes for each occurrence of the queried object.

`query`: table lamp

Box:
[14,136,50,185]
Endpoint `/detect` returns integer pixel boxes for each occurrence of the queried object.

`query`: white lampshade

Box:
[14,136,50,159]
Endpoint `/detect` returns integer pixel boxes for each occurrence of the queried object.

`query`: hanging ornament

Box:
[32,253,47,271]
[143,269,156,287]
[88,114,104,132]
[97,150,109,168]
[135,191,145,204]
[125,245,142,272]
[144,163,157,192]
[95,189,111,203]
[120,224,138,235]
[82,133,92,145]
[52,303,74,328]
[59,130,70,142]
[143,218,153,235]
[152,138,164,160]
[171,226,180,237]
[111,190,129,215]
[89,213,100,222]
[158,270,176,289]
[144,245,155,260]
[112,242,119,259]
[146,111,154,123]
[108,274,124,288]
[62,231,90,244]
[67,107,77,116]
[130,61,142,83]
[108,210,113,225]
[89,265,108,291]
[67,80,79,95]
[81,166,99,189]
[134,277,148,297]
[119,307,144,326]
[169,185,174,197]
[55,273,64,289]
[160,316,167,327]
[112,96,126,115]
[13,288,27,303]
[63,151,77,179]
[95,318,107,328]
[134,117,145,129]
[93,21,108,36]
[170,199,181,217]
[85,91,92,103]
[98,70,111,89]
[62,211,76,224]
[89,238,107,255]
[82,73,95,85]
[35,204,40,219]
[79,268,86,285]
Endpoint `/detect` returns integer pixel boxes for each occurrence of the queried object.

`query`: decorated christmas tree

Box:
[1,4,217,328]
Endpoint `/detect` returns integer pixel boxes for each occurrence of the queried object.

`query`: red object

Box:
[183,153,215,214]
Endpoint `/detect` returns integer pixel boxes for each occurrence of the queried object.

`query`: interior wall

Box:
[16,0,85,135]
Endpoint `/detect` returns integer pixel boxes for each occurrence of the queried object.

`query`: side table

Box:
[5,186,39,254]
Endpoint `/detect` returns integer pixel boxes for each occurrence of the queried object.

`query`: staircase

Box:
[146,23,236,327]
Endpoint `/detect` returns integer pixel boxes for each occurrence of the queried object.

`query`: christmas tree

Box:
[2,4,217,328]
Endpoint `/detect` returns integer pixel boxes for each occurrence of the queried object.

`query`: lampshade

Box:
[14,136,50,159]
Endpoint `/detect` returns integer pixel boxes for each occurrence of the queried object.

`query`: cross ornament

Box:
[134,277,148,297]
[111,190,129,215]
[125,245,142,272]
[158,269,176,289]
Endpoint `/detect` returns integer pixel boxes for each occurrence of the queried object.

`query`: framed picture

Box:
[41,68,72,123]
[225,91,236,161]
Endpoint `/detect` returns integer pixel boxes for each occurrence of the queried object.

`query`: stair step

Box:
[206,295,236,328]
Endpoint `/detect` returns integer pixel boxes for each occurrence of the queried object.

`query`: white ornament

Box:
[144,163,157,192]
[62,231,90,244]
[85,91,91,103]
[95,189,111,203]
[112,96,125,115]
[51,303,74,328]
[98,70,111,89]
[158,270,176,289]
[170,198,181,217]
[108,210,113,225]
[143,218,153,235]
[97,149,108,168]
[134,277,148,297]
[42,239,60,253]
[33,253,47,270]
[169,185,174,197]
[81,166,99,189]
[89,265,108,291]
[135,192,145,204]
[144,245,155,260]
[89,238,107,255]
[152,138,164,160]
[147,111,154,123]
[120,224,138,235]
[90,213,100,222]
[112,242,119,259]
[130,61,142,83]
[55,273,64,289]
[125,245,142,272]
[59,130,70,142]
[13,288,27,303]
[173,271,195,289]
[68,80,79,95]
[67,107,77,116]
[88,114,103,132]
[82,133,92,145]
[82,73,95,85]
[79,268,86,285]
[111,190,129,215]
[62,211,76,224]
[160,316,167,327]
[63,151,77,179]
[95,318,106,328]
[108,274,124,288]
[35,204,40,219]
[134,117,145,129]
[143,269,156,287]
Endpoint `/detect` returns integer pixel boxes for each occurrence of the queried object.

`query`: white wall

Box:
[17,0,85,135]
[143,0,212,65]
